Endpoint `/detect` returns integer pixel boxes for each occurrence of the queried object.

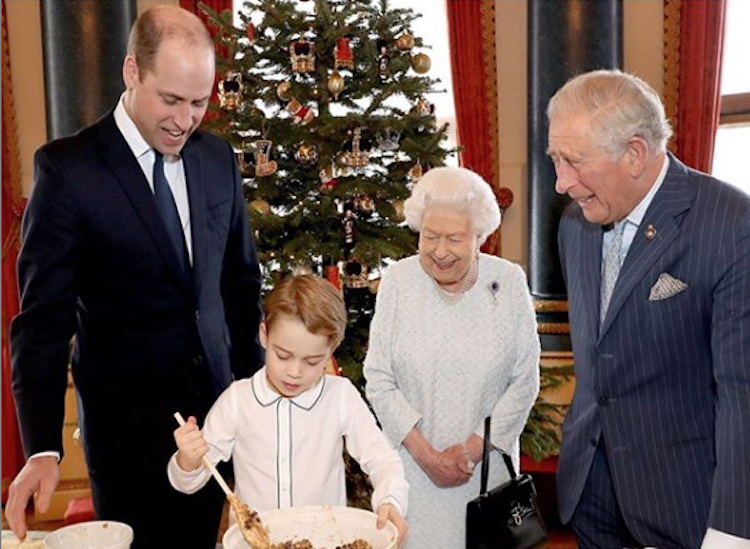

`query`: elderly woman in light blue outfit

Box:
[364,166,540,549]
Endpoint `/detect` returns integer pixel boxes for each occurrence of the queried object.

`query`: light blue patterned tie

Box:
[153,151,189,274]
[600,221,626,325]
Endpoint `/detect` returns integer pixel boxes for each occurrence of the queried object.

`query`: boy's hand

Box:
[376,502,408,549]
[173,415,207,472]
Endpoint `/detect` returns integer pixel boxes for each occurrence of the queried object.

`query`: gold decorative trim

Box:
[663,0,681,155]
[541,350,573,360]
[57,478,91,491]
[479,1,499,189]
[538,322,570,335]
[533,299,569,313]
[479,1,502,256]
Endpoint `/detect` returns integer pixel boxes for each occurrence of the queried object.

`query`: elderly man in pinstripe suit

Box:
[548,70,749,549]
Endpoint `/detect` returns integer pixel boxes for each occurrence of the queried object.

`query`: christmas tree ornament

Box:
[354,195,375,214]
[286,97,315,125]
[294,143,319,166]
[408,162,424,181]
[319,164,340,191]
[340,128,371,168]
[376,39,390,80]
[344,260,369,288]
[325,264,342,291]
[392,200,405,222]
[289,38,316,73]
[396,31,415,51]
[249,198,271,215]
[495,186,515,210]
[411,52,431,74]
[276,81,292,101]
[376,128,401,151]
[235,149,254,177]
[415,97,435,116]
[252,139,278,177]
[217,71,244,110]
[246,22,255,45]
[334,37,354,70]
[327,70,345,100]
[342,200,359,251]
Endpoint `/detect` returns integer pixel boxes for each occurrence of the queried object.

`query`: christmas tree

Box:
[200,0,453,387]
[201,0,567,469]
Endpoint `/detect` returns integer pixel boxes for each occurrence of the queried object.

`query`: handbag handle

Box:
[479,416,519,497]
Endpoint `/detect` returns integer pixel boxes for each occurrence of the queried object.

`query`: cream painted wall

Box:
[496,0,664,270]
[6,0,664,262]
[4,0,177,196]
[6,0,46,198]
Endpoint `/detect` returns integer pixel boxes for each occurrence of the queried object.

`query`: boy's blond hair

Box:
[263,275,347,348]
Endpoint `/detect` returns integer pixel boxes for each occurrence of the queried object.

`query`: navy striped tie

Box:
[153,151,189,274]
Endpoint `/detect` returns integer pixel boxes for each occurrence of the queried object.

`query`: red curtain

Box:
[446,0,510,256]
[180,0,234,122]
[179,0,233,27]
[664,0,727,173]
[2,0,27,502]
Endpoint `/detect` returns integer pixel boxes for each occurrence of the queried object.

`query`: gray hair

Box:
[404,166,501,244]
[547,69,673,159]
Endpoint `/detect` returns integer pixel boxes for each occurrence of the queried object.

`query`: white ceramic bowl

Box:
[223,505,398,549]
[44,521,133,549]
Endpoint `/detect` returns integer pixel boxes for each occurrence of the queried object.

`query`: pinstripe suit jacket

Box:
[557,154,750,547]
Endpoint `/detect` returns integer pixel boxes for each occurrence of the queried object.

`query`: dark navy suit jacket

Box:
[11,110,263,480]
[557,154,750,547]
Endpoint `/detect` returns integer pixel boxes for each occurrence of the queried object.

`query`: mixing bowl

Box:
[222,505,398,549]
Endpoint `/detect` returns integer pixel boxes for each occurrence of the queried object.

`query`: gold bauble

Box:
[327,70,345,100]
[392,200,405,221]
[295,143,319,166]
[249,198,271,215]
[396,32,415,51]
[276,81,292,101]
[411,52,431,74]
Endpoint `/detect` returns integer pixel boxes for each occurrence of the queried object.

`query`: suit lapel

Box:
[182,141,207,299]
[579,216,605,342]
[95,113,193,294]
[599,154,695,338]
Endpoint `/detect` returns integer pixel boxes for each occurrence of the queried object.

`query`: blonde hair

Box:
[263,275,347,348]
[547,69,673,159]
[403,166,500,244]
[127,6,214,81]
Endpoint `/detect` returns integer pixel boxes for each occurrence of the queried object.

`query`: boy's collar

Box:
[252,366,327,411]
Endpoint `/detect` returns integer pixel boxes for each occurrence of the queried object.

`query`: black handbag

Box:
[466,416,547,549]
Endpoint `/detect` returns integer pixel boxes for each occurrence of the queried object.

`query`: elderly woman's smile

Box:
[418,205,479,292]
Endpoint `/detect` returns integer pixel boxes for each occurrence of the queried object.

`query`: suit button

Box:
[193,356,203,366]
[598,397,608,406]
[590,439,598,446]
[194,310,200,321]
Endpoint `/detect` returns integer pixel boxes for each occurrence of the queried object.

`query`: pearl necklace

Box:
[434,259,479,305]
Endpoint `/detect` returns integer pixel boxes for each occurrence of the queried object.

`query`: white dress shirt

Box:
[168,368,409,517]
[113,96,193,263]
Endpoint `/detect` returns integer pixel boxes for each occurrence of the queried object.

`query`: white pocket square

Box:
[649,273,689,301]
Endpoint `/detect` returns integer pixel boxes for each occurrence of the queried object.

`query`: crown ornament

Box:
[289,39,316,73]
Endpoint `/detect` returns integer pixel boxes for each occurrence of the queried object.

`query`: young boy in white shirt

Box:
[168,274,408,543]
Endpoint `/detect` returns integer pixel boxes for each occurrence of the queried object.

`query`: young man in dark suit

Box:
[7,6,263,548]
[549,70,750,549]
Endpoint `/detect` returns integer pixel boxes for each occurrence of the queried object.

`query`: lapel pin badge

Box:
[645,224,657,240]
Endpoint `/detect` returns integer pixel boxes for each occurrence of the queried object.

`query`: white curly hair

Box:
[403,166,501,245]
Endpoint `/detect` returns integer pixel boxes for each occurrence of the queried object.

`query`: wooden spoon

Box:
[173,412,271,549]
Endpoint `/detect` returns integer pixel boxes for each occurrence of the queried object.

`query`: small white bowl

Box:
[223,505,398,549]
[44,521,133,549]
